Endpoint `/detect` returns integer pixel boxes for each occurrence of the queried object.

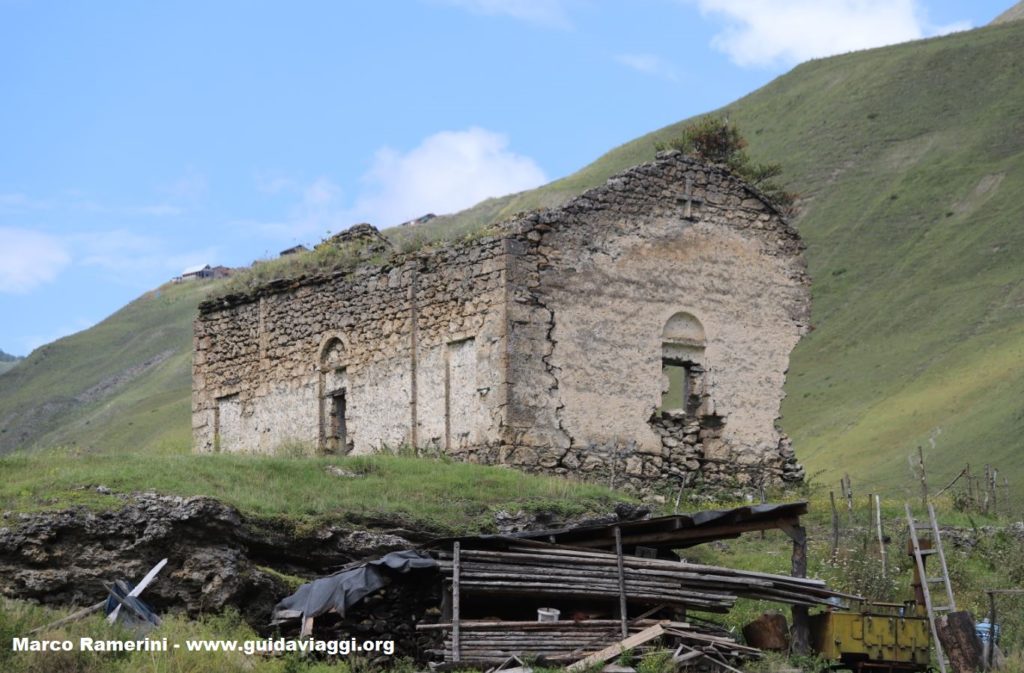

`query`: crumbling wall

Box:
[192,234,509,455]
[193,152,810,494]
[491,153,811,491]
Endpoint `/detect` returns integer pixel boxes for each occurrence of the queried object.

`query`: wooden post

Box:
[452,541,461,663]
[875,494,887,579]
[966,464,973,507]
[783,522,809,654]
[918,446,929,507]
[987,591,997,670]
[614,526,628,639]
[987,467,995,514]
[983,465,991,515]
[829,490,840,562]
[760,483,767,540]
[842,474,853,523]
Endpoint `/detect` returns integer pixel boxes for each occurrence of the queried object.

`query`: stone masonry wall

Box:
[193,235,509,455]
[193,152,811,495]
[452,152,811,493]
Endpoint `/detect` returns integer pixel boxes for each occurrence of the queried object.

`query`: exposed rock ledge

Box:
[0,493,644,627]
[0,493,428,625]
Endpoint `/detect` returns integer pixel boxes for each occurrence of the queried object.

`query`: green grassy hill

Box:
[0,280,218,454]
[2,19,1022,507]
[0,350,21,376]
[993,1,1024,24]
[414,19,1024,504]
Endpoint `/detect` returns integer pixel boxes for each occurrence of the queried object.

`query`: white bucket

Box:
[537,608,560,622]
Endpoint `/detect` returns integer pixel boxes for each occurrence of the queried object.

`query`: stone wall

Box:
[452,152,811,492]
[193,235,509,455]
[193,152,811,494]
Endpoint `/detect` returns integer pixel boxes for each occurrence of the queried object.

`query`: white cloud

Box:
[614,53,679,81]
[69,200,182,217]
[159,169,208,202]
[435,0,573,27]
[0,227,71,294]
[689,0,973,67]
[70,229,220,276]
[353,127,547,226]
[238,127,546,242]
[0,193,52,211]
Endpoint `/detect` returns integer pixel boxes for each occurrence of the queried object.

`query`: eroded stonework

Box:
[193,152,811,492]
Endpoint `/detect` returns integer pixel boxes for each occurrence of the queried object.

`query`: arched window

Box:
[660,312,706,416]
[319,337,349,453]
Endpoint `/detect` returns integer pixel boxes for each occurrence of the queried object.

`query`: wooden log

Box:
[28,601,106,634]
[418,619,676,631]
[443,549,839,595]
[565,623,666,672]
[454,584,732,610]
[936,611,984,673]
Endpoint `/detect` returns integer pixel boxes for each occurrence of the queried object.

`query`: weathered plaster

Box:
[192,151,811,492]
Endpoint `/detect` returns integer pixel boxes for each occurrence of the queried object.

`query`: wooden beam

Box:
[571,518,800,549]
[787,523,809,655]
[453,541,462,663]
[614,526,628,639]
[28,601,106,634]
[565,623,666,672]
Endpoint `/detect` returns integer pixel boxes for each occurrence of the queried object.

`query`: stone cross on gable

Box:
[677,176,704,220]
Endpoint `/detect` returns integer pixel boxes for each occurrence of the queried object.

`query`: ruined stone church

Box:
[192,151,811,490]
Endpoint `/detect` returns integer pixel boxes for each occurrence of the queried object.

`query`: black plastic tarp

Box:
[272,550,437,621]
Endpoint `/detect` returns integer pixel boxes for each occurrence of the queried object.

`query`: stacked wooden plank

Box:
[418,619,765,668]
[419,619,674,665]
[436,544,855,611]
[665,625,764,671]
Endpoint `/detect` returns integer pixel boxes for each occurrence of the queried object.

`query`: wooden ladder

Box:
[906,502,957,673]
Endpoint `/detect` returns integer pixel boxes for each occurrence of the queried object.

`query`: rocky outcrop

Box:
[0,492,644,627]
[0,493,421,625]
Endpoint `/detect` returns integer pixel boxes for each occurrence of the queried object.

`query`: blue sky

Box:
[0,0,1011,356]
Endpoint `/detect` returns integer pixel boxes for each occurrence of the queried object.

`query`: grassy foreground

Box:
[0,444,628,533]
[2,485,1022,673]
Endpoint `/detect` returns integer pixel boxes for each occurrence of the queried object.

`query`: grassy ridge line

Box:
[0,448,627,533]
[0,281,217,455]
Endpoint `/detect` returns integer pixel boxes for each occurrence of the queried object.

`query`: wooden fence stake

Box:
[918,446,929,507]
[874,494,887,579]
[829,490,839,562]
[453,541,461,663]
[614,526,628,639]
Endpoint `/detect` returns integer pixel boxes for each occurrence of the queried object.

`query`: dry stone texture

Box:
[193,152,811,492]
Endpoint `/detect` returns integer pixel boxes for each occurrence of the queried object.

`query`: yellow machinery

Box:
[810,601,931,672]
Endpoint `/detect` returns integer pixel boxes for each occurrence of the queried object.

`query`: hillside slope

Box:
[415,20,1024,501]
[0,281,218,454]
[0,350,21,376]
[2,20,1022,506]
[992,1,1024,24]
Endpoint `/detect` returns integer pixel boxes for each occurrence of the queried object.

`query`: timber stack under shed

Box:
[273,502,861,670]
